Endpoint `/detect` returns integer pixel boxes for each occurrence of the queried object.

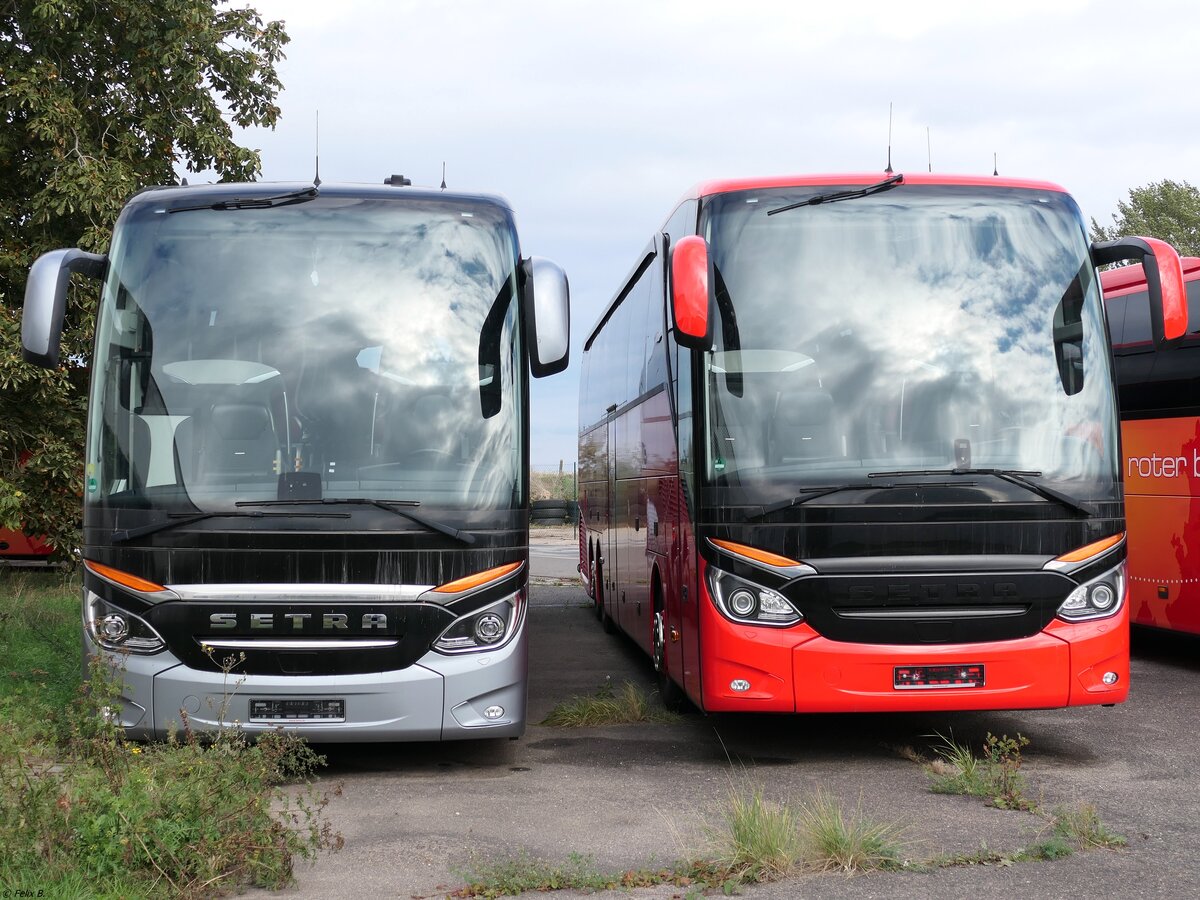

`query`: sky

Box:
[216,0,1200,470]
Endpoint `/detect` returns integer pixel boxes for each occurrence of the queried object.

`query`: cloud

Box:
[211,0,1200,465]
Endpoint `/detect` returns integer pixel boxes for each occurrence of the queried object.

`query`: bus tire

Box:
[596,556,615,633]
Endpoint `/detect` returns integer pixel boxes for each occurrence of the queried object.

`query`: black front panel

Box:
[150,601,455,676]
[83,514,526,588]
[789,570,1072,644]
[84,528,524,677]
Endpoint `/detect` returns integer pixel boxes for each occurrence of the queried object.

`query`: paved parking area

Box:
[259,563,1200,898]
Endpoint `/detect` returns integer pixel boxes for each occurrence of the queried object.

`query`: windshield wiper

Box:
[866,468,1097,517]
[744,483,884,520]
[767,174,904,216]
[168,187,319,214]
[112,508,349,543]
[237,498,477,546]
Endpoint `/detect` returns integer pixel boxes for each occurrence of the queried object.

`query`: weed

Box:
[1051,801,1126,850]
[540,680,679,726]
[1024,836,1074,860]
[927,730,1035,810]
[451,851,719,898]
[983,732,1032,810]
[0,569,82,736]
[798,791,906,874]
[0,580,342,897]
[453,778,1117,897]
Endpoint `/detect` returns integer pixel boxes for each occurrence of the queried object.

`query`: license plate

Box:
[894,664,985,690]
[249,697,346,721]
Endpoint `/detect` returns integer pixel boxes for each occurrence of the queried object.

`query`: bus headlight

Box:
[434,592,524,653]
[85,592,166,653]
[707,567,802,627]
[1057,561,1126,622]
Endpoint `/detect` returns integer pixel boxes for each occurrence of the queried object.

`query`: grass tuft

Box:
[1051,801,1126,850]
[708,783,803,882]
[540,680,679,726]
[798,791,906,874]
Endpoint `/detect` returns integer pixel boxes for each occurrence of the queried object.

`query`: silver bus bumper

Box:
[87,628,528,742]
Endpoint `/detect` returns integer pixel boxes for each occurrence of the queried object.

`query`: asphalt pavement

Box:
[255,531,1200,899]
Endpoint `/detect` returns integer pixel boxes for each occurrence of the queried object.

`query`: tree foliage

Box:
[0,1,288,553]
[1090,179,1200,258]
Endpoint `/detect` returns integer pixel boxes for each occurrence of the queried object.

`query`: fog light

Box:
[730,679,751,692]
[483,705,504,719]
[474,613,506,644]
[101,614,129,643]
[1102,671,1119,685]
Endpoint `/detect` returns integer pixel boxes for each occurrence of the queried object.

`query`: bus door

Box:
[601,405,619,625]
[671,338,703,700]
[614,407,650,648]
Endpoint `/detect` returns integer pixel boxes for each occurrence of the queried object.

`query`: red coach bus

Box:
[579,172,1186,714]
[1102,256,1200,636]
[0,528,53,566]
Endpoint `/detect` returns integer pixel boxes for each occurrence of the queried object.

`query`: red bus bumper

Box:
[0,528,54,564]
[699,604,1129,713]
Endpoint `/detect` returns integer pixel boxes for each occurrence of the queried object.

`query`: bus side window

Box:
[1105,295,1126,348]
[1117,290,1153,352]
[1188,280,1200,336]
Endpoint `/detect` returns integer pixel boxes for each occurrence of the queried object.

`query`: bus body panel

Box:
[1104,257,1200,635]
[1121,417,1200,635]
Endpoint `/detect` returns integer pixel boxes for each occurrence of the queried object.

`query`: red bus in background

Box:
[579,172,1187,715]
[0,528,53,566]
[1103,256,1200,636]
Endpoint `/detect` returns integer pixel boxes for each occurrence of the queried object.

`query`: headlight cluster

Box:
[434,592,524,653]
[1057,561,1126,622]
[707,567,802,627]
[85,591,166,654]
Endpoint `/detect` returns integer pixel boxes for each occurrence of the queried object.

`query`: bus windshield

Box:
[87,194,524,514]
[700,184,1118,507]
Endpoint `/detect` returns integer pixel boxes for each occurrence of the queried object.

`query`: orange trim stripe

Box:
[431,561,523,594]
[1055,532,1125,564]
[84,560,167,593]
[709,539,803,569]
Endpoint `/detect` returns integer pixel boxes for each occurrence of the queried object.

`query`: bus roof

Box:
[1101,256,1200,296]
[684,172,1070,201]
[123,180,513,213]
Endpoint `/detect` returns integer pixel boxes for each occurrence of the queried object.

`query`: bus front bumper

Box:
[700,609,1129,713]
[87,630,529,742]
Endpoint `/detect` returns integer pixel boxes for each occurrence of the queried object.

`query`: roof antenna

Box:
[313,111,322,188]
[885,102,894,175]
[926,126,932,173]
[993,152,998,177]
[440,161,447,190]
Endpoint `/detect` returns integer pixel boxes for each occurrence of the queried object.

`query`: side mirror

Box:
[670,235,712,350]
[1092,236,1186,346]
[22,248,107,368]
[521,257,570,378]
